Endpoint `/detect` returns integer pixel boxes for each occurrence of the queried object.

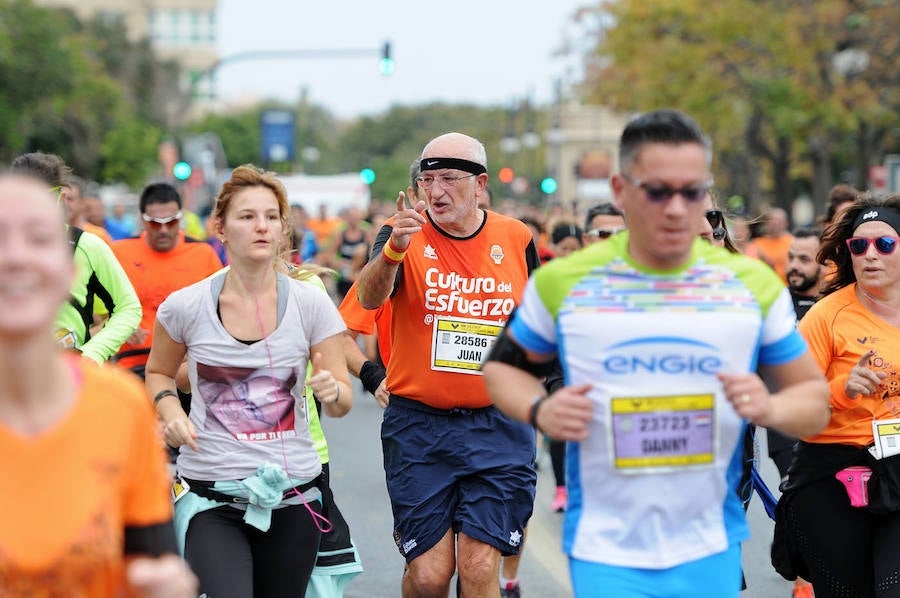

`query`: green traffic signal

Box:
[360,168,376,185]
[380,41,395,76]
[540,177,558,194]
[173,161,192,181]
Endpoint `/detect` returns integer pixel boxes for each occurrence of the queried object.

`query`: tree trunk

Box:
[808,134,833,215]
[768,136,792,212]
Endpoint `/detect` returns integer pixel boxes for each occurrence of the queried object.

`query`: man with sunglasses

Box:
[111,182,222,376]
[483,109,829,598]
[583,203,626,245]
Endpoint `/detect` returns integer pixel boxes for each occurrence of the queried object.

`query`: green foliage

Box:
[98,118,162,187]
[0,0,181,184]
[582,0,899,209]
[187,110,260,166]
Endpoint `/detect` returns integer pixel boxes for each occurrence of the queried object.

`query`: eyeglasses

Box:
[142,211,182,228]
[705,209,727,241]
[588,227,624,239]
[621,173,712,203]
[846,236,900,256]
[415,173,477,190]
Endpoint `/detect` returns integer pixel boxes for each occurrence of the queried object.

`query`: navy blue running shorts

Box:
[382,396,537,562]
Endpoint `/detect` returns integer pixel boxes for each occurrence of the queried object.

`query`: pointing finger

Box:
[858,350,876,368]
[396,191,407,213]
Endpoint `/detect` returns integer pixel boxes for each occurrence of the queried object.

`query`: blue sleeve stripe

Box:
[758,329,807,366]
[508,317,557,355]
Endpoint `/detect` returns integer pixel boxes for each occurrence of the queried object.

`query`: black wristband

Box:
[359,360,387,396]
[528,395,549,432]
[153,389,178,406]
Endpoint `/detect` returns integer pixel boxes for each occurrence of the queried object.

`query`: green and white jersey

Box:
[509,233,805,569]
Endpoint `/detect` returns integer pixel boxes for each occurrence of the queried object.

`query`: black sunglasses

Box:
[622,173,712,203]
[705,210,726,241]
[846,236,900,256]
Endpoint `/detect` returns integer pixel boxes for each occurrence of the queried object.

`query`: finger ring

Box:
[740,394,751,403]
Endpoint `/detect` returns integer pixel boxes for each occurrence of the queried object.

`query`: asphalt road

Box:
[323,382,794,597]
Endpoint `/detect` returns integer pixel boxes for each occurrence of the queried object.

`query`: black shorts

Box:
[382,396,537,562]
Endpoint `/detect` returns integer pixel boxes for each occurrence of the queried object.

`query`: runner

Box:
[0,172,195,597]
[145,164,352,597]
[482,109,830,598]
[356,132,540,597]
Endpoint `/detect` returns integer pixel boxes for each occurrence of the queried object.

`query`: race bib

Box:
[55,328,78,351]
[430,315,502,375]
[172,476,191,504]
[872,417,900,459]
[609,393,716,474]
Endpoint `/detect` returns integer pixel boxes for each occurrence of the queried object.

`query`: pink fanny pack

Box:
[835,466,873,507]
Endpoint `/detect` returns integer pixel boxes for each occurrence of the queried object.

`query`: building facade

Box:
[35,0,218,105]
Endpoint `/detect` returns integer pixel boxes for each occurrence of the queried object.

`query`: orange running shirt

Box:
[338,278,393,365]
[0,357,173,596]
[83,222,114,247]
[113,232,223,369]
[799,284,900,446]
[379,211,536,409]
[750,234,793,281]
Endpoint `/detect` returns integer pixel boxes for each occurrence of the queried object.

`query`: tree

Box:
[579,0,899,214]
[0,1,182,184]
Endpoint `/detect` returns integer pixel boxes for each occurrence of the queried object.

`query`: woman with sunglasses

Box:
[777,194,900,597]
[699,194,740,253]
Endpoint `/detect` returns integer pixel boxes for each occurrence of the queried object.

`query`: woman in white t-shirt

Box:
[145,164,351,598]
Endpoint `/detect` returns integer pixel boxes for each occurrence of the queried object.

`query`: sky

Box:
[216,0,592,120]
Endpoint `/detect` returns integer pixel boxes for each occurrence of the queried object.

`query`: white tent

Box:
[279,173,371,218]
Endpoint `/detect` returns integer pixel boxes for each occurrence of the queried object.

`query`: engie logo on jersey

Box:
[602,337,722,376]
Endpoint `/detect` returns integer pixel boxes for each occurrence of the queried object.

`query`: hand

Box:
[374,379,389,409]
[162,416,198,451]
[127,328,150,346]
[390,192,427,251]
[127,554,197,598]
[845,350,887,398]
[718,372,773,425]
[308,353,339,404]
[535,384,594,441]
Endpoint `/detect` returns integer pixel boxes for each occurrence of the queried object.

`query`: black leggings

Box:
[786,475,900,598]
[185,501,323,598]
[549,439,566,487]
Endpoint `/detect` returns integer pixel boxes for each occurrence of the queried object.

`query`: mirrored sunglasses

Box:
[588,227,624,239]
[846,236,900,256]
[142,211,182,228]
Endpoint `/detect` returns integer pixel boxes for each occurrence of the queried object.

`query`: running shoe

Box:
[551,486,568,512]
[500,581,521,598]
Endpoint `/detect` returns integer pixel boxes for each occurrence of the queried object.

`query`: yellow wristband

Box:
[382,243,407,264]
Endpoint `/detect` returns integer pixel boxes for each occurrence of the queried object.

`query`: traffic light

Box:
[379,41,395,76]
[360,168,376,185]
[540,177,558,195]
[173,161,192,181]
[498,167,515,184]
